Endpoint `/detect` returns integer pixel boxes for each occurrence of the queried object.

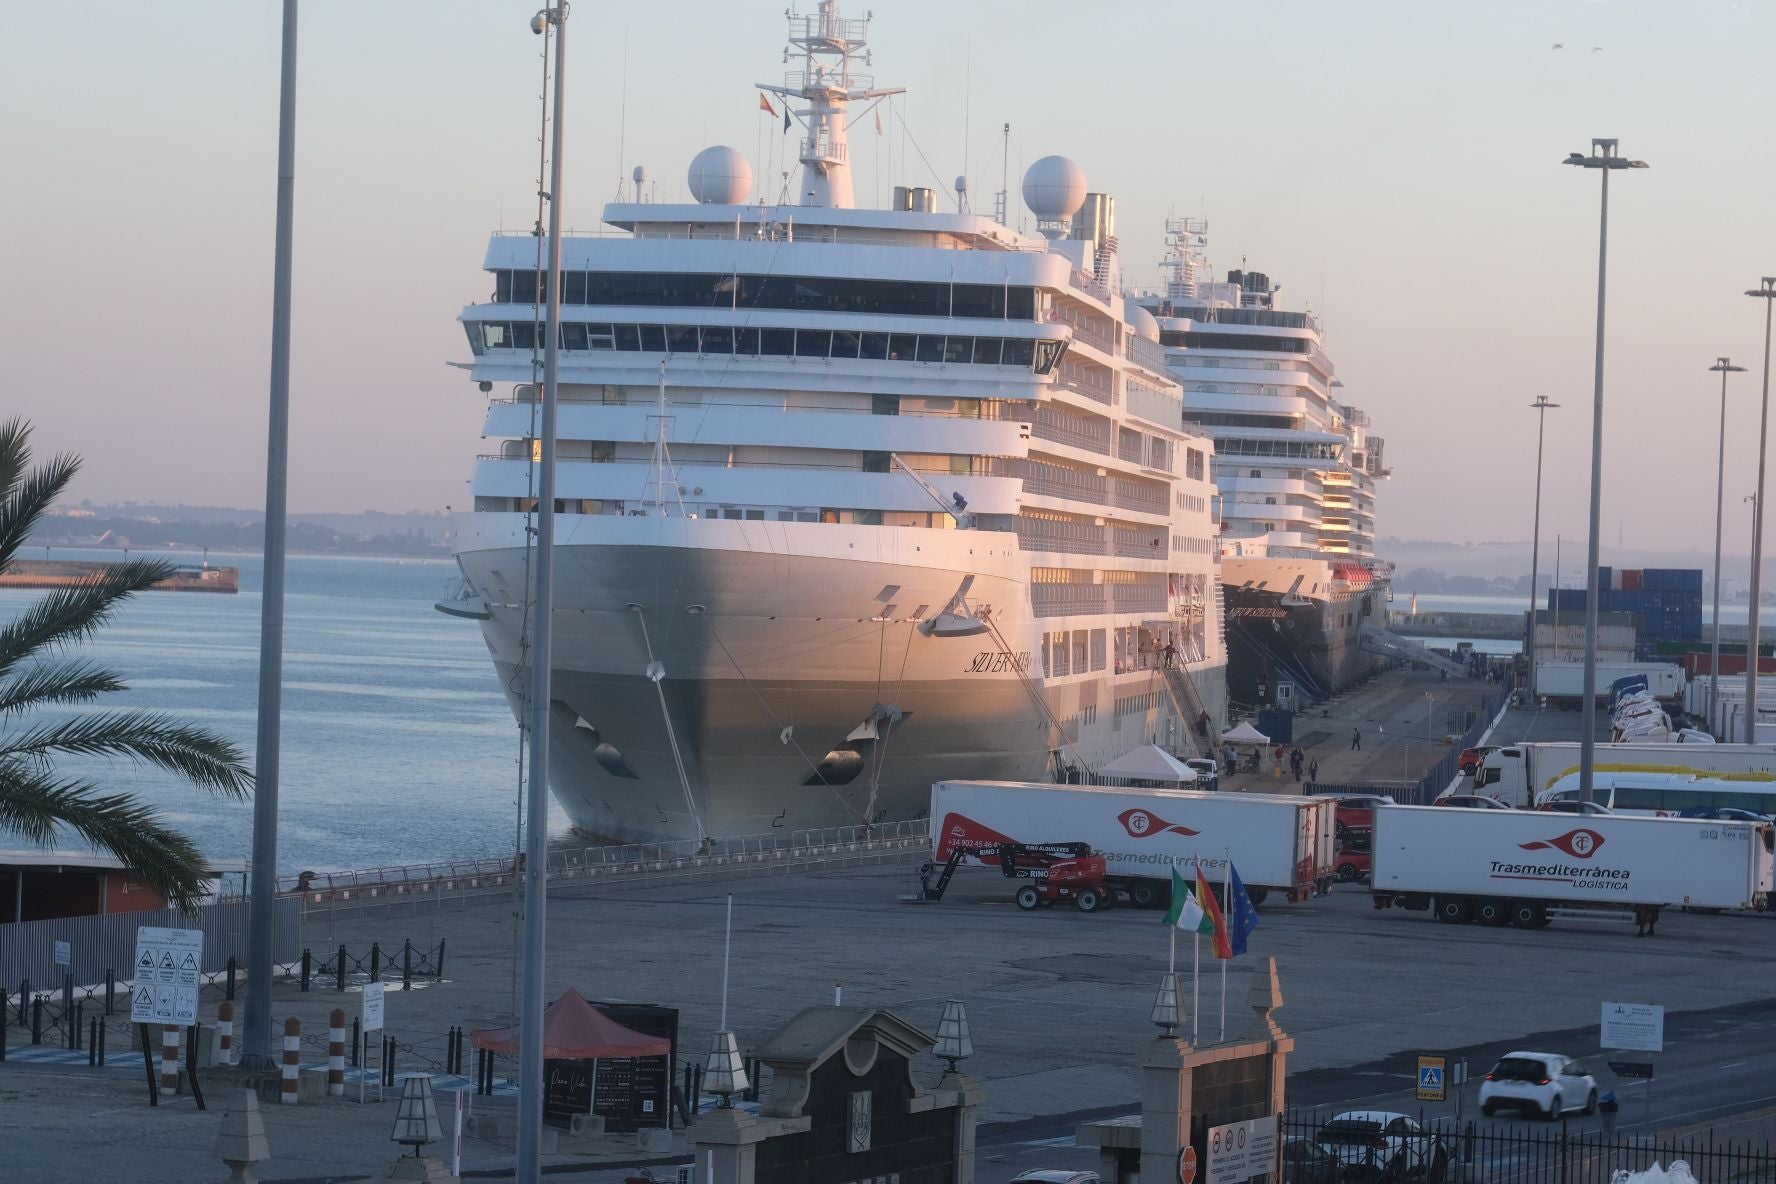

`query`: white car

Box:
[1009,1173,1099,1184]
[1313,1110,1447,1181]
[1479,1051,1598,1119]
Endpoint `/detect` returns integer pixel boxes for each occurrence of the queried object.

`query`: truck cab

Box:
[1475,747,1530,806]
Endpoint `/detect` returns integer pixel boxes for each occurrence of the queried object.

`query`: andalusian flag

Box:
[758,93,776,117]
[1162,866,1230,958]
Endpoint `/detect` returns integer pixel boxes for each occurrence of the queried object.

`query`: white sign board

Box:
[1601,1002,1664,1052]
[1206,1115,1278,1184]
[362,981,386,1032]
[53,941,71,967]
[130,926,204,1025]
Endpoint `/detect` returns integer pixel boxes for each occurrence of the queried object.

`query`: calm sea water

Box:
[0,548,566,874]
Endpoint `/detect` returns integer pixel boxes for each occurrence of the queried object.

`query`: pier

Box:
[1385,608,1522,640]
[0,558,240,593]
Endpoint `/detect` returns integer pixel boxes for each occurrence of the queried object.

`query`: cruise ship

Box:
[445,2,1226,843]
[1142,224,1391,709]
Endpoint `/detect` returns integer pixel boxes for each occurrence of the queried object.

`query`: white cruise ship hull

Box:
[456,513,1223,842]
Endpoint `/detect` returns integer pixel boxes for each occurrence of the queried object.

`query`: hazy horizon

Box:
[7,0,1775,564]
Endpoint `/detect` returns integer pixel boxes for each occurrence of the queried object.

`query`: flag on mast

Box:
[1162,866,1213,935]
[874,106,884,135]
[784,109,793,133]
[1227,864,1260,955]
[1196,865,1233,959]
[758,93,776,117]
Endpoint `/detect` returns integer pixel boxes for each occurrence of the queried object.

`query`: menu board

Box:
[544,1058,595,1130]
[591,1001,679,1132]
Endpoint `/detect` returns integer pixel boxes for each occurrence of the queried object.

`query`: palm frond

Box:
[0,445,81,573]
[0,417,30,507]
[0,763,214,911]
[0,559,176,676]
[2,710,253,798]
[0,658,126,716]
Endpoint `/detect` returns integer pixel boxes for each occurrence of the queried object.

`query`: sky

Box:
[4,0,1775,560]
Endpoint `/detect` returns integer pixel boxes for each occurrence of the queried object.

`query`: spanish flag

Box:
[757,93,776,117]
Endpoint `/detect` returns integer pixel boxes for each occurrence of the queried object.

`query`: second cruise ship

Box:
[445,2,1227,843]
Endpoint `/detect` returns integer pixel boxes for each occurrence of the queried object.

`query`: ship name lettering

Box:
[965,651,1031,674]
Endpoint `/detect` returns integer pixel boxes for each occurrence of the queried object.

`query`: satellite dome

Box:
[1022,155,1087,221]
[1123,297,1161,343]
[632,164,649,184]
[687,146,752,204]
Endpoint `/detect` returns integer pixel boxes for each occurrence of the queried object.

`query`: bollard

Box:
[63,975,73,1026]
[435,939,446,980]
[161,1024,182,1093]
[383,1035,396,1087]
[71,1002,84,1052]
[88,1017,99,1066]
[217,1001,235,1066]
[98,1016,106,1066]
[327,1009,346,1097]
[369,942,381,984]
[105,969,115,1015]
[351,1017,361,1068]
[280,1017,301,1105]
[32,997,43,1045]
[403,940,412,991]
[335,945,346,992]
[18,978,29,1026]
[225,957,237,1001]
[1,1009,7,1061]
[300,948,312,992]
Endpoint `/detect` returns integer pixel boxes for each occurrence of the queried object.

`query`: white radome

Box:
[1022,155,1087,221]
[1124,297,1161,343]
[687,146,753,204]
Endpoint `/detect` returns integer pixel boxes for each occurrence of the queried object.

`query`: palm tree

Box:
[0,419,252,911]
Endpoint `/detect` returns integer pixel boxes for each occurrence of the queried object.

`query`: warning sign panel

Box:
[131,926,204,1025]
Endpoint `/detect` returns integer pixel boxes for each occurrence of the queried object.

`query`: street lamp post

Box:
[1564,139,1647,805]
[1746,280,1776,742]
[1710,358,1746,733]
[1527,397,1560,700]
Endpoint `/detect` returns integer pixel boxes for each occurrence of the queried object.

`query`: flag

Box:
[874,107,883,135]
[1162,867,1213,935]
[1227,864,1260,956]
[783,108,793,133]
[1197,865,1232,959]
[758,93,776,117]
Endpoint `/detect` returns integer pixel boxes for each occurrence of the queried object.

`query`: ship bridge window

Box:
[700,326,734,354]
[973,338,1002,365]
[859,332,890,360]
[832,330,862,359]
[639,325,667,352]
[667,326,698,353]
[1033,340,1068,375]
[1002,339,1035,368]
[759,328,794,355]
[916,336,945,364]
[796,330,831,358]
[943,337,973,364]
[492,268,1038,320]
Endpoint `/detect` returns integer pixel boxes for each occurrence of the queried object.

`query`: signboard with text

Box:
[362,981,386,1032]
[1206,1115,1278,1184]
[130,926,203,1025]
[1601,1002,1664,1052]
[1416,1055,1447,1102]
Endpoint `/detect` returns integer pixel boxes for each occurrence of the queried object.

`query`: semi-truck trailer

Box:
[1533,662,1683,709]
[929,780,1335,905]
[1474,741,1776,807]
[1370,805,1772,929]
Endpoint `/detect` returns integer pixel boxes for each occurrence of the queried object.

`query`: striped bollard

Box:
[281,1017,301,1105]
[216,1001,235,1066]
[327,1009,346,1096]
[160,1024,181,1093]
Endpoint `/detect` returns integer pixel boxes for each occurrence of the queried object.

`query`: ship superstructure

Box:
[1143,225,1391,707]
[447,2,1226,842]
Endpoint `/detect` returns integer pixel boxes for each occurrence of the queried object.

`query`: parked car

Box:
[1433,794,1512,810]
[1479,1052,1598,1119]
[1458,745,1501,775]
[1335,828,1373,882]
[1009,1173,1100,1184]
[1678,805,1771,822]
[1329,794,1396,837]
[1536,800,1614,816]
[1284,1137,1344,1184]
[1185,758,1221,791]
[1313,1111,1446,1182]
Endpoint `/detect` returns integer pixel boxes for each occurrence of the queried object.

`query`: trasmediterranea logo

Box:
[1492,827,1629,890]
[1117,808,1200,839]
[1519,828,1605,858]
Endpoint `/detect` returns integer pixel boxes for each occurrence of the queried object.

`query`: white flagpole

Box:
[1191,926,1200,1044]
[720,893,733,1030]
[1219,857,1230,1043]
[1168,919,1176,977]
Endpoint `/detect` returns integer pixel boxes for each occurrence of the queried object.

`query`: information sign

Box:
[362,981,386,1032]
[1601,1002,1664,1052]
[1416,1055,1447,1102]
[53,941,71,967]
[130,926,203,1025]
[1205,1115,1277,1184]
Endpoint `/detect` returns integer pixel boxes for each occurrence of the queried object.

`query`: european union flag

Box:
[1228,864,1259,956]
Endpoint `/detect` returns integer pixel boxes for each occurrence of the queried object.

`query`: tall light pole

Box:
[1710,358,1746,733]
[1564,139,1646,805]
[1746,279,1776,743]
[517,6,567,1182]
[241,0,298,1071]
[1527,397,1560,699]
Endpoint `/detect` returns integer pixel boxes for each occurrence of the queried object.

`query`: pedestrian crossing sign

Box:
[1416,1055,1447,1102]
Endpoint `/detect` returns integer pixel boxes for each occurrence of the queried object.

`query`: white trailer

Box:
[1532,661,1683,708]
[929,780,1336,905]
[1476,741,1776,807]
[1370,805,1773,929]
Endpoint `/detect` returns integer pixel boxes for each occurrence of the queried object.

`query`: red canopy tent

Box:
[471,988,670,1059]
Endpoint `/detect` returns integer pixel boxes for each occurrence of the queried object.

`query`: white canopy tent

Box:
[1220,720,1271,746]
[1096,744,1198,783]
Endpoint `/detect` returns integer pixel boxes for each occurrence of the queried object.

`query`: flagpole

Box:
[1220,855,1230,1043]
[1168,919,1176,977]
[1191,927,1199,1044]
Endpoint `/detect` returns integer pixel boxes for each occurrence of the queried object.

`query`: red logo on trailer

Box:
[1119,808,1200,839]
[1519,828,1606,859]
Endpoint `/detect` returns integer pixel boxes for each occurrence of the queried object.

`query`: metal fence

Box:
[0,896,300,989]
[1283,1109,1776,1184]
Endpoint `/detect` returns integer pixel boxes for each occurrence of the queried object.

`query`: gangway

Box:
[1358,625,1469,679]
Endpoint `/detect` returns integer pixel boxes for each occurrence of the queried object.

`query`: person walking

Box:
[1350,727,1361,752]
[1289,748,1304,782]
[1308,757,1319,784]
[1162,637,1177,669]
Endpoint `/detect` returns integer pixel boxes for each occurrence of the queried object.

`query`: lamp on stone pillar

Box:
[703,1030,749,1107]
[934,1000,973,1074]
[1150,973,1182,1038]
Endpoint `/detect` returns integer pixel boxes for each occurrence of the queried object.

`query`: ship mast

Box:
[758,1,902,209]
